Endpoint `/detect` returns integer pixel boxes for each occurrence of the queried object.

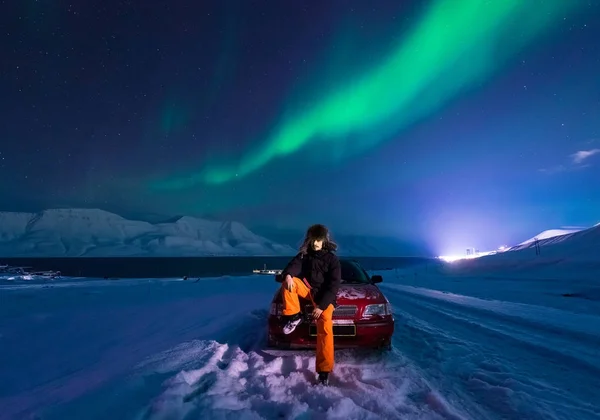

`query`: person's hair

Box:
[298,224,338,255]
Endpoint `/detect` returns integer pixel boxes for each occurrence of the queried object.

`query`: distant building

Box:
[465,247,477,256]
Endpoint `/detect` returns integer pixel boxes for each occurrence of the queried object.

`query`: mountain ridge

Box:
[0,208,296,257]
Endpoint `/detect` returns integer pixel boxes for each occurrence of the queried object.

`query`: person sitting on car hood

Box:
[280,223,341,386]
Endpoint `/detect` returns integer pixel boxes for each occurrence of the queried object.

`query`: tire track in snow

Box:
[383,285,600,420]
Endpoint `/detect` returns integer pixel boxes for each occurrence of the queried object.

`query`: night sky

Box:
[1,0,599,255]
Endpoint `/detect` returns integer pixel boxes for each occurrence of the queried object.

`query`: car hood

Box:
[271,283,386,304]
[336,283,385,303]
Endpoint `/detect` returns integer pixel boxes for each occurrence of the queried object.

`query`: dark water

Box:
[0,256,432,278]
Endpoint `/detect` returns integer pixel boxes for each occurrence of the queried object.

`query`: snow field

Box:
[0,276,461,420]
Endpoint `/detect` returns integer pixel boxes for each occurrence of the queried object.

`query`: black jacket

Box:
[281,249,341,310]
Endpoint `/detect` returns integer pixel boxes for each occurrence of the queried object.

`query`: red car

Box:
[267,259,394,351]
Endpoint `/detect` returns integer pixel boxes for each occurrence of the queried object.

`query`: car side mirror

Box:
[275,274,283,283]
[371,275,383,283]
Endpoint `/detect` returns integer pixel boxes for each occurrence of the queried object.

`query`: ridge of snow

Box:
[518,228,584,245]
[0,208,296,257]
[509,224,599,254]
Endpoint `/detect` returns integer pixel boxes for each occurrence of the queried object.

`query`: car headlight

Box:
[363,303,392,316]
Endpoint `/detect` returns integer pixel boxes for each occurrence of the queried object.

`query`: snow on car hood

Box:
[337,284,384,302]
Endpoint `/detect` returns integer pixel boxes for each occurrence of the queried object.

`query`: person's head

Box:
[299,224,338,254]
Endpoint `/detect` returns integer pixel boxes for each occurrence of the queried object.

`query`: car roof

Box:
[339,258,364,268]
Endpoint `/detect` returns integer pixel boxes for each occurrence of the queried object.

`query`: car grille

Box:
[304,304,358,318]
[333,305,358,317]
[309,324,356,336]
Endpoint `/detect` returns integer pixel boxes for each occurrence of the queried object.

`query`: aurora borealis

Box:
[2,0,599,255]
[156,0,580,188]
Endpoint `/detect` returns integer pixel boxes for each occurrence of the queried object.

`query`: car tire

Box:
[380,341,392,352]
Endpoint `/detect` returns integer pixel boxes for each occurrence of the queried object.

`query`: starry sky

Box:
[1,0,599,255]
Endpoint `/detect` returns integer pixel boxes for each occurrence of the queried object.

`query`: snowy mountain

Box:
[0,209,296,257]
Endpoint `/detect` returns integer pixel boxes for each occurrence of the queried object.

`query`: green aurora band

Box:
[155,0,581,189]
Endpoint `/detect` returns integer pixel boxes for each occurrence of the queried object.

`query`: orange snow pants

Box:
[281,276,335,373]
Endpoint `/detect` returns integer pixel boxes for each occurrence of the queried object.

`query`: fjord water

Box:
[0,256,433,278]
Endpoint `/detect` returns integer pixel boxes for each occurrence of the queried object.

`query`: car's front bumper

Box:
[267,317,394,349]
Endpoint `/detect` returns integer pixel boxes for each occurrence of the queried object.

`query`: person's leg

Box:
[281,277,310,315]
[281,277,310,334]
[316,304,335,383]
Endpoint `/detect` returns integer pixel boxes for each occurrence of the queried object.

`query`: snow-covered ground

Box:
[1,261,599,419]
[381,270,600,419]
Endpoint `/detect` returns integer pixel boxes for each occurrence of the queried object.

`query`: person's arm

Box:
[281,253,303,279]
[315,255,341,310]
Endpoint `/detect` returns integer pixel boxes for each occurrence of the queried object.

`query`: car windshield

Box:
[340,260,371,284]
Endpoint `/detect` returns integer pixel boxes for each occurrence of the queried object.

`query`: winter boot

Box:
[282,312,303,335]
[317,372,329,386]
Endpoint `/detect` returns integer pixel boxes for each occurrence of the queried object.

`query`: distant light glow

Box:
[438,248,499,263]
[438,255,469,263]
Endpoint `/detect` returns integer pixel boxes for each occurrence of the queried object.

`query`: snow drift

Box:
[0,209,296,257]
